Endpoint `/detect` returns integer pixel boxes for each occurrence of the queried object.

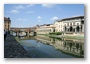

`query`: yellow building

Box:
[36,24,55,34]
[4,17,11,31]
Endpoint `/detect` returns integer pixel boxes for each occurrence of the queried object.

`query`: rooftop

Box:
[61,15,84,21]
[4,17,11,22]
[55,15,84,22]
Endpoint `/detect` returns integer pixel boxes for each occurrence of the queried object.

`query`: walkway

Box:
[4,34,31,58]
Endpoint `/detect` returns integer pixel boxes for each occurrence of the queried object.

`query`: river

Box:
[15,34,84,58]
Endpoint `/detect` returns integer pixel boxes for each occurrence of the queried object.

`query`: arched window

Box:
[73,29,75,32]
[76,26,79,32]
[65,27,66,31]
[70,26,73,32]
[81,25,82,32]
[53,29,55,32]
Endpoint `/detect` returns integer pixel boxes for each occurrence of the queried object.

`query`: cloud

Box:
[27,4,35,7]
[17,18,28,21]
[51,16,59,21]
[26,11,35,14]
[15,5,25,9]
[37,16,42,19]
[42,4,56,8]
[10,10,19,14]
[37,16,42,22]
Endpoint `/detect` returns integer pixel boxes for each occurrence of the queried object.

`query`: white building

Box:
[54,20,64,32]
[62,16,84,36]
[36,15,84,36]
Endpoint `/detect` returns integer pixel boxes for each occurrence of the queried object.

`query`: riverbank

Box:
[37,34,84,40]
[4,34,31,58]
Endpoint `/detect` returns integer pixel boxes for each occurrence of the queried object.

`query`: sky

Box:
[4,4,84,28]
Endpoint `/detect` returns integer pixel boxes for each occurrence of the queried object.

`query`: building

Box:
[35,35,84,57]
[62,16,84,36]
[54,39,84,57]
[36,24,55,34]
[36,15,84,36]
[54,20,64,32]
[4,17,11,31]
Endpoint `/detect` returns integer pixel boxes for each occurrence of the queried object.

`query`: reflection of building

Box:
[4,17,11,30]
[35,35,53,45]
[36,24,55,34]
[54,20,63,32]
[53,39,84,57]
[62,16,84,36]
[53,39,64,50]
[35,35,84,57]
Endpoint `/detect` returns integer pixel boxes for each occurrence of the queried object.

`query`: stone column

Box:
[67,28,69,32]
[82,25,84,32]
[68,28,69,32]
[64,27,65,32]
[65,28,67,32]
[75,28,77,33]
[26,32,28,36]
[79,27,81,32]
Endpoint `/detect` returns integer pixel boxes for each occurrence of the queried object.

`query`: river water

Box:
[15,35,84,58]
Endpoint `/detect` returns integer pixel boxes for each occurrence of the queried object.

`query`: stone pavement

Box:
[4,34,31,58]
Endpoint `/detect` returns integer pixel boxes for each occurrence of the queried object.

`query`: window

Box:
[64,24,66,26]
[68,29,69,31]
[73,29,75,32]
[65,27,66,31]
[59,25,60,28]
[77,23,79,26]
[5,25,6,27]
[81,21,84,24]
[70,23,72,26]
[73,22,75,26]
[75,18,79,20]
[67,23,69,26]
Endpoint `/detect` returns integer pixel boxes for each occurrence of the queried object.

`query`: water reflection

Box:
[17,35,84,58]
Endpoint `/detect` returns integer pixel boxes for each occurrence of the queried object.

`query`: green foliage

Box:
[49,32,62,35]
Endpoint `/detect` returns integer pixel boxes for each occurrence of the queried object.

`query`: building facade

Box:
[62,16,84,36]
[4,17,11,31]
[36,24,55,34]
[54,20,64,32]
[36,16,84,36]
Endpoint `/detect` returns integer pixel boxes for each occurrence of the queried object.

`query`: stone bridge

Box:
[11,27,36,36]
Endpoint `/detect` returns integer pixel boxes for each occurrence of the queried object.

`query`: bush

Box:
[49,32,62,35]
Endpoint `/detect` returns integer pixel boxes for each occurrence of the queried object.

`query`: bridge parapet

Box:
[11,27,34,33]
